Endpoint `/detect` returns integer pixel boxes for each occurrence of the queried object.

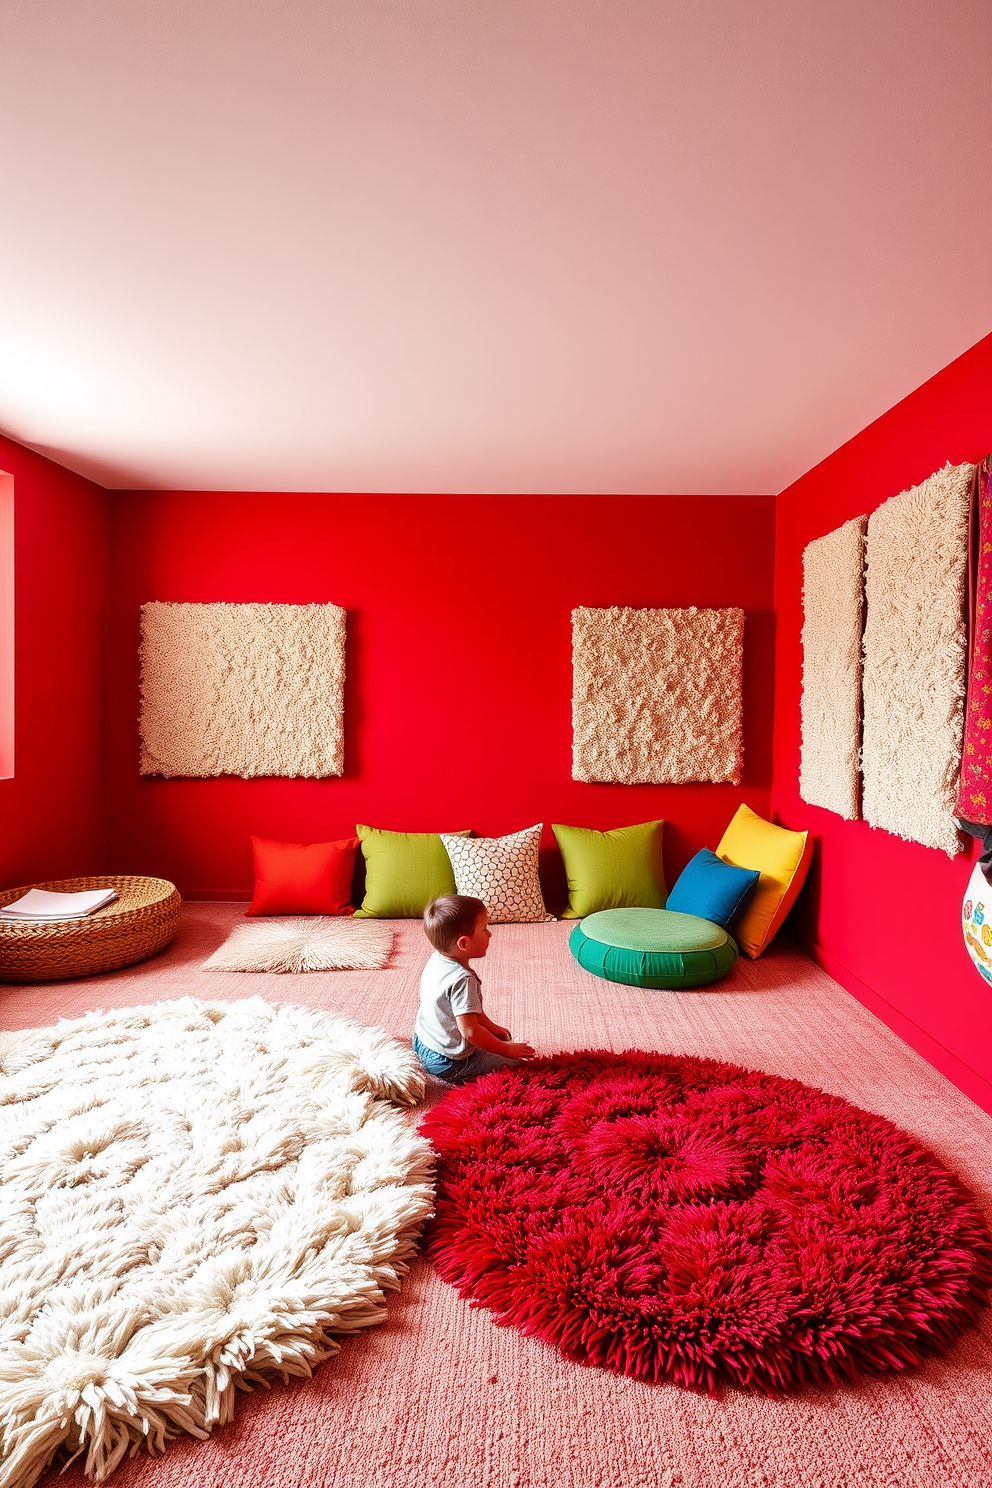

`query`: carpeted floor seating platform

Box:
[1,907,990,1488]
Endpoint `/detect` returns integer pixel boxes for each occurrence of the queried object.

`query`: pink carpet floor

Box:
[3,905,990,1488]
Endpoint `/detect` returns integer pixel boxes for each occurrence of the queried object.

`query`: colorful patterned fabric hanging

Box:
[955,456,992,822]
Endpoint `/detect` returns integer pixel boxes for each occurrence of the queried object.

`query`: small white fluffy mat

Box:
[203,917,394,973]
[0,997,433,1488]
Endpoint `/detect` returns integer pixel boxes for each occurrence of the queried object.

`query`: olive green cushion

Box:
[569,907,737,990]
[552,820,667,919]
[353,825,470,918]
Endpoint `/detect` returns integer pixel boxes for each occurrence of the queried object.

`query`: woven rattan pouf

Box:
[0,875,181,983]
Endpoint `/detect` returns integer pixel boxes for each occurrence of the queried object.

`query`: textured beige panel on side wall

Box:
[140,602,346,778]
[572,606,744,784]
[800,515,867,819]
[861,461,973,855]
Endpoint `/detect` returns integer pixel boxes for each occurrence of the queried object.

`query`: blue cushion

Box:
[665,848,760,927]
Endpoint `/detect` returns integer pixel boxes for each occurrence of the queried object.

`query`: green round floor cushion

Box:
[569,907,737,990]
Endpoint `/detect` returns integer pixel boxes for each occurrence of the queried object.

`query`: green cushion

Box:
[569,907,737,990]
[353,825,469,918]
[552,820,667,919]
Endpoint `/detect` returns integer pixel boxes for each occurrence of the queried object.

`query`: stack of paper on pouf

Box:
[0,877,180,982]
[0,887,118,921]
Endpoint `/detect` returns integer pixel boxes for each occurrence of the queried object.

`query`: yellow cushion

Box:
[715,805,812,958]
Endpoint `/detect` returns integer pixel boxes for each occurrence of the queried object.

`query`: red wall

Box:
[772,332,992,1112]
[8,350,992,1109]
[0,434,108,887]
[106,493,775,905]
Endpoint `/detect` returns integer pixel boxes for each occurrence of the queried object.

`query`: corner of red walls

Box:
[0,435,109,888]
[771,331,992,1111]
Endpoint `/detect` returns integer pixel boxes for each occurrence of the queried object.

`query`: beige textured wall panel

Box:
[800,516,867,819]
[861,461,973,855]
[140,602,346,777]
[572,606,744,784]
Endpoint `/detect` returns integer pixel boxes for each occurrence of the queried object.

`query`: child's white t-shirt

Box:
[415,951,483,1060]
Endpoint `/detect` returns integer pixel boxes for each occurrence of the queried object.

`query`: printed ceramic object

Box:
[962,861,992,984]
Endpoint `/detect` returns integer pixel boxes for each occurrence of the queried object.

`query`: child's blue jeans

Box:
[412,1032,518,1085]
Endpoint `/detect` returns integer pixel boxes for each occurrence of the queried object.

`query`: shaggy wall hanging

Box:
[139,601,346,778]
[421,1051,992,1394]
[956,455,992,822]
[861,461,974,855]
[203,917,394,972]
[571,606,744,784]
[0,997,433,1487]
[799,515,867,819]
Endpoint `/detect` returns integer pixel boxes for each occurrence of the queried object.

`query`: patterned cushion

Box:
[962,860,992,985]
[440,825,554,924]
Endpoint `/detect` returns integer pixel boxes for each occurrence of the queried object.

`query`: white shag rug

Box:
[203,917,394,972]
[0,997,432,1488]
[799,514,867,820]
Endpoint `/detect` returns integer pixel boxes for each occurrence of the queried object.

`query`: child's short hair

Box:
[423,894,487,953]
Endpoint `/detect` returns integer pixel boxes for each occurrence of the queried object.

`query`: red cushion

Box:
[246,836,360,916]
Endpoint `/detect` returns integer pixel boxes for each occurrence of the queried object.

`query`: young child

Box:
[412,894,535,1084]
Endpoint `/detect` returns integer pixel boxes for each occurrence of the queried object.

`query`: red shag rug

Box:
[420,1051,992,1393]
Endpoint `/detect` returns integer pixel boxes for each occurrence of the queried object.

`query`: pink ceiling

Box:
[0,0,990,495]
